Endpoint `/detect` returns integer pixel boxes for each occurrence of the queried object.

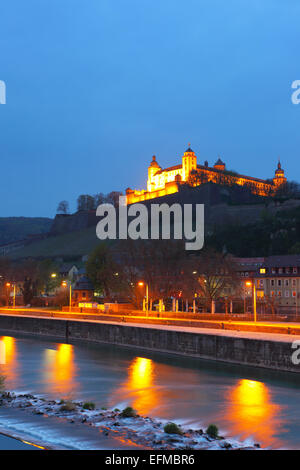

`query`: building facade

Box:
[126,146,287,204]
[255,255,300,315]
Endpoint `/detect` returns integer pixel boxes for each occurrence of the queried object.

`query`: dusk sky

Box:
[0,0,300,217]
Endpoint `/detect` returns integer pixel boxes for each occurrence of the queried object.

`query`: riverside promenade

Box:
[1,307,300,336]
[0,308,299,373]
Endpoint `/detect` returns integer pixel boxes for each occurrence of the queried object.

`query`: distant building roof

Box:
[262,255,300,268]
[73,276,94,291]
[59,263,78,274]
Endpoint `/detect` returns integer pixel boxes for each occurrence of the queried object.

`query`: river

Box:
[0,332,299,449]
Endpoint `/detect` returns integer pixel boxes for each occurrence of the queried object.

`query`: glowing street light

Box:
[245,280,257,322]
[5,282,16,308]
[61,280,72,312]
[138,281,149,315]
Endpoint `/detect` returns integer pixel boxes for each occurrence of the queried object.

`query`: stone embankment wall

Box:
[0,314,298,373]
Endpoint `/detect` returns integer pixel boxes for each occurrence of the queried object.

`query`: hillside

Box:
[9,225,102,260]
[0,217,52,245]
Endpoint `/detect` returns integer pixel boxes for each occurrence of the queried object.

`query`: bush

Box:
[83,402,95,410]
[163,422,183,435]
[0,375,5,392]
[206,424,219,439]
[120,406,137,418]
[60,401,76,412]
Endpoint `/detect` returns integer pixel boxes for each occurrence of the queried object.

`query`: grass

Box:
[120,406,137,418]
[0,375,5,393]
[60,401,77,412]
[205,424,219,439]
[82,402,96,410]
[163,422,183,435]
[10,226,101,259]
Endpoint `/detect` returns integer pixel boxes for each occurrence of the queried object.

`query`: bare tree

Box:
[191,249,240,313]
[57,200,69,214]
[77,194,95,211]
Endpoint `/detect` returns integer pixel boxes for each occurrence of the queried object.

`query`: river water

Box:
[0,332,299,449]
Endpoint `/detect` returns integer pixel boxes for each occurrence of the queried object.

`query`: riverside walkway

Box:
[0,307,300,341]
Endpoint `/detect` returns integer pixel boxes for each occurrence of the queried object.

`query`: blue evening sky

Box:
[0,0,299,217]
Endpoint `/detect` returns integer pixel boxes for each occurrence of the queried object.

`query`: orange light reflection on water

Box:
[0,336,19,386]
[43,343,79,399]
[225,379,287,448]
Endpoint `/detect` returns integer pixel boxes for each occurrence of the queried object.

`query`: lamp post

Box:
[62,280,72,312]
[5,282,11,307]
[138,281,149,316]
[245,280,257,323]
[12,283,16,308]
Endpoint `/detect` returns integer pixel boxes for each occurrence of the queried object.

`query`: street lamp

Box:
[245,280,257,323]
[138,281,149,315]
[61,280,72,312]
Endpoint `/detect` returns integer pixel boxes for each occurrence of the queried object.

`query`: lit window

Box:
[260,268,266,274]
[277,291,282,297]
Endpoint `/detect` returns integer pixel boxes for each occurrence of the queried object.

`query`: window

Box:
[259,280,264,288]
[293,267,298,274]
[82,292,86,298]
[277,291,282,297]
[271,291,275,297]
[271,268,276,274]
[285,291,289,297]
[286,268,290,274]
[293,291,297,298]
[285,279,289,287]
[292,279,297,287]
[279,268,283,274]
[271,279,275,287]
[277,279,282,287]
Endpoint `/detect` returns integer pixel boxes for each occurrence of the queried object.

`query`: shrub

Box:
[206,424,219,439]
[0,375,5,393]
[120,406,137,418]
[83,402,96,410]
[163,422,183,435]
[60,401,76,412]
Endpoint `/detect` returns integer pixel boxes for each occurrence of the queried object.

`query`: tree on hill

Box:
[57,200,69,214]
[274,181,300,199]
[77,194,95,211]
[105,191,123,207]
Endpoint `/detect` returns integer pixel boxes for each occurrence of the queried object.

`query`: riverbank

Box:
[0,391,259,450]
[0,313,299,372]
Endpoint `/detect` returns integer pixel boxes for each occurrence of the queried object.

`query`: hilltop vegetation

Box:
[207,205,300,256]
[0,217,52,245]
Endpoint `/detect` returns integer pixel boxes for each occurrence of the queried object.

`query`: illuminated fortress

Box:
[126,146,287,204]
